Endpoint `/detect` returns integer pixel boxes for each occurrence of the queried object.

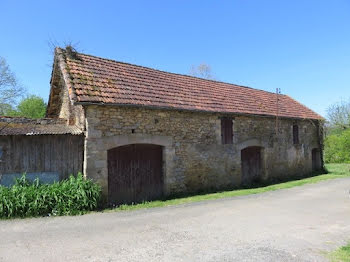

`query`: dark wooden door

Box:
[108,144,163,205]
[312,148,321,171]
[241,146,262,186]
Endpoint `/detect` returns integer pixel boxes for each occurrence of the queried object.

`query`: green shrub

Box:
[0,173,101,218]
[324,129,350,163]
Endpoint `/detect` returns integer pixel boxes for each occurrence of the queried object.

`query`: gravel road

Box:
[1,177,350,262]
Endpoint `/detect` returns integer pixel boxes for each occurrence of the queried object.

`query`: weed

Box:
[0,173,101,218]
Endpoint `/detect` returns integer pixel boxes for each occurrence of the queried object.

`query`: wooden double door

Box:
[108,144,163,205]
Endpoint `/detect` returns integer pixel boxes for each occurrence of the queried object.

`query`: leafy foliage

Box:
[0,57,26,114]
[324,129,350,163]
[0,103,15,115]
[324,98,350,164]
[7,95,46,118]
[326,99,350,132]
[0,173,101,218]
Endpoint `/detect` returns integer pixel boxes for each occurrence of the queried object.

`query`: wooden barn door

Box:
[241,146,262,186]
[108,144,163,205]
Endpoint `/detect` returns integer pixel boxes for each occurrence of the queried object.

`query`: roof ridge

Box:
[61,47,281,96]
[55,47,322,120]
[56,47,78,102]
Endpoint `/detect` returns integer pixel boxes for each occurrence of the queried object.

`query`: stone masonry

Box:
[84,105,322,197]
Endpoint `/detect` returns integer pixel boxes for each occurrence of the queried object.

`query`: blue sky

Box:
[1,0,349,117]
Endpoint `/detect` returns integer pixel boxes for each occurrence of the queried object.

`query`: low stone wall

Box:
[84,105,322,196]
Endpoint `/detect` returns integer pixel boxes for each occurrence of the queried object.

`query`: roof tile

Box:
[0,117,83,136]
[59,48,322,120]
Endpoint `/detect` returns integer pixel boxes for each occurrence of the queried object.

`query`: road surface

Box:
[1,177,350,261]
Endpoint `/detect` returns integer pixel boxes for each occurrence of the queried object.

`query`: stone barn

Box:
[5,47,325,204]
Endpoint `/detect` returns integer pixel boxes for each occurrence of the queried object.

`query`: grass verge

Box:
[106,163,350,212]
[329,243,350,262]
[0,174,101,219]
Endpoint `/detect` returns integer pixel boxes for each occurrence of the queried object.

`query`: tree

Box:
[189,63,215,80]
[0,57,25,114]
[0,103,15,115]
[324,129,350,163]
[324,98,350,163]
[326,99,350,132]
[9,95,47,119]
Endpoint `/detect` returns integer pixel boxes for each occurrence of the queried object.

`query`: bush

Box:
[324,129,350,163]
[0,173,101,218]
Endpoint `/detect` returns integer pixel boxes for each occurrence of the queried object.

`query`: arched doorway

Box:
[241,146,263,186]
[108,144,163,205]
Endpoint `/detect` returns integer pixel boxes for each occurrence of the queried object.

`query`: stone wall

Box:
[84,105,322,197]
[57,77,85,129]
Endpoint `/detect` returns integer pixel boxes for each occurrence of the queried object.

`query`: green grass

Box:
[0,173,101,219]
[329,243,350,262]
[106,163,350,212]
[326,163,350,175]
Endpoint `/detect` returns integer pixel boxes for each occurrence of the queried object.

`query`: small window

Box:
[293,124,299,144]
[221,118,233,144]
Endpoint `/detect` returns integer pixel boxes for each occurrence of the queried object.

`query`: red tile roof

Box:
[56,48,323,120]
